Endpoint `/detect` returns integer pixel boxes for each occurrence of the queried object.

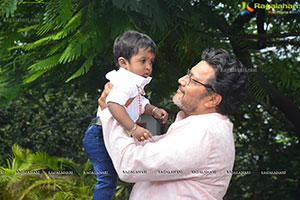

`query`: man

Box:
[98,48,248,200]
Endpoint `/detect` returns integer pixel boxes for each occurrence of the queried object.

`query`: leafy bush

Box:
[0,87,98,165]
[0,144,132,200]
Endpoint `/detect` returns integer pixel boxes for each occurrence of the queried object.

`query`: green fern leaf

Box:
[46,40,67,56]
[65,53,95,83]
[248,73,270,104]
[1,0,18,17]
[59,0,72,23]
[37,18,63,36]
[23,54,60,84]
[18,24,39,32]
[53,11,82,40]
[23,35,55,50]
[23,68,48,84]
[59,33,91,64]
[28,54,60,70]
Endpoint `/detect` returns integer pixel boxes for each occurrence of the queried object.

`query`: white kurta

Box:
[97,68,152,122]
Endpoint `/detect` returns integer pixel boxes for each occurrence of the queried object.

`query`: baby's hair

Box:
[113,30,156,67]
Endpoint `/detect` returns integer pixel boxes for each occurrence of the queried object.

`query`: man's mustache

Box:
[179,86,185,94]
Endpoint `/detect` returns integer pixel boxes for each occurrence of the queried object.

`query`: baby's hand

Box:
[131,125,153,142]
[153,108,169,124]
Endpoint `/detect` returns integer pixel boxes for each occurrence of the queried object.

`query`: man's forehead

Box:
[191,60,215,79]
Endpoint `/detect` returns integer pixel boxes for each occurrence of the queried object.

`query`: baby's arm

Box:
[144,104,169,124]
[107,102,153,141]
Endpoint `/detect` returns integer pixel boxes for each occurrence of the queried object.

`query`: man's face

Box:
[121,47,155,78]
[173,60,216,115]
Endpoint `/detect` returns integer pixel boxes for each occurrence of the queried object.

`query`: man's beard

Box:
[173,93,184,110]
[173,93,194,114]
[173,90,210,115]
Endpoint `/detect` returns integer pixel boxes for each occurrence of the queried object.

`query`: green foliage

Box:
[0,144,90,199]
[248,72,270,104]
[66,53,96,83]
[0,144,132,200]
[0,0,18,17]
[112,0,171,31]
[1,0,300,199]
[226,101,300,199]
[0,86,97,165]
[23,54,61,84]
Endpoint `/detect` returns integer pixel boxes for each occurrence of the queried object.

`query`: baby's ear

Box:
[118,57,128,69]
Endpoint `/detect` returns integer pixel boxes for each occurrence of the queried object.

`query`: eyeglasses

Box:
[186,69,216,92]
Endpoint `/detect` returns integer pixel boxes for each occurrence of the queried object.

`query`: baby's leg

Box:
[83,123,118,200]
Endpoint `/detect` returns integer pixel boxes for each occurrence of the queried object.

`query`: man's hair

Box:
[113,30,156,67]
[202,48,248,115]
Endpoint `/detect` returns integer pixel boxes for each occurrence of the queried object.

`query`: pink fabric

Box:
[100,109,235,200]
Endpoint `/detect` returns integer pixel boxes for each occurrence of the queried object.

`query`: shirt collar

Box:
[106,68,152,88]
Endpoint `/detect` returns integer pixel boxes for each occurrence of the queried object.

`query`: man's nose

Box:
[178,75,187,86]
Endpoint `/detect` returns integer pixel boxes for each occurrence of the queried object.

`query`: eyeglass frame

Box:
[186,69,216,92]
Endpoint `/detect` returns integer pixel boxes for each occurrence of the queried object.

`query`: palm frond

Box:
[57,157,82,176]
[19,179,63,200]
[11,144,33,171]
[29,151,60,171]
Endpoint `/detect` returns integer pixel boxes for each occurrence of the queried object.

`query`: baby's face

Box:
[122,47,155,78]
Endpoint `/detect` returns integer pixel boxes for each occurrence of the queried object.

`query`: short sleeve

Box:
[106,86,135,106]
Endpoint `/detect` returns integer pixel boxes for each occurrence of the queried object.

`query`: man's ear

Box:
[205,93,222,108]
[118,57,128,69]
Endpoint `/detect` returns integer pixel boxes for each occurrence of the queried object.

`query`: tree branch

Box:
[194,2,231,33]
[256,0,267,49]
[194,30,300,40]
[264,40,300,47]
[231,41,300,140]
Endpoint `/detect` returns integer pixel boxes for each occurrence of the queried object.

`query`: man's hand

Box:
[153,108,169,124]
[131,125,153,142]
[98,82,113,110]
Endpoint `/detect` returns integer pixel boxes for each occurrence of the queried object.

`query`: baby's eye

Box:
[140,59,146,63]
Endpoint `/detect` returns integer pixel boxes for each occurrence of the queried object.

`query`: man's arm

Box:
[98,82,113,111]
[100,108,219,183]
